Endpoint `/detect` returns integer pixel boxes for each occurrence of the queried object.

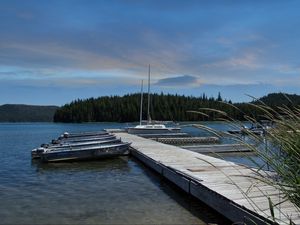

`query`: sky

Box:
[0,0,299,106]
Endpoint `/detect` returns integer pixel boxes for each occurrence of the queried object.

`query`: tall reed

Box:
[190,97,300,223]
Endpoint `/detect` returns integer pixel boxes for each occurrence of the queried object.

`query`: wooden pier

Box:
[181,143,254,154]
[137,132,190,138]
[149,136,220,145]
[115,133,299,225]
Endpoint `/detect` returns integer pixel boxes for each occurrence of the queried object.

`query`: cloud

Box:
[209,52,261,70]
[1,0,300,105]
[155,75,200,87]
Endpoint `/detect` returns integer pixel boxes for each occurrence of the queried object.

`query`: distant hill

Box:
[255,93,300,107]
[2,92,299,123]
[0,104,59,122]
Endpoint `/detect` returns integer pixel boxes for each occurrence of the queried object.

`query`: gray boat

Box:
[40,142,131,162]
[32,138,122,159]
[127,124,181,134]
[127,65,181,135]
[61,131,109,138]
[53,134,116,144]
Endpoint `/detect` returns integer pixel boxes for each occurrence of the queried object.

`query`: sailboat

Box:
[127,65,181,134]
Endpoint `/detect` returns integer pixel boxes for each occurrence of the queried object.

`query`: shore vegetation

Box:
[53,92,300,123]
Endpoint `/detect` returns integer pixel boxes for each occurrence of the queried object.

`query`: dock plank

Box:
[116,133,299,225]
[181,143,254,153]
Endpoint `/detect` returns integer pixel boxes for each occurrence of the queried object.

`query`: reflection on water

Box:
[32,156,131,173]
[0,123,229,225]
[208,151,266,168]
[138,159,231,225]
[183,122,273,169]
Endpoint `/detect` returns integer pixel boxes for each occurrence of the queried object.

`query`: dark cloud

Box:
[155,75,199,87]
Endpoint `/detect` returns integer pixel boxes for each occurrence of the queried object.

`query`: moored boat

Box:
[227,122,272,136]
[40,142,131,162]
[127,65,181,135]
[45,138,122,149]
[32,138,122,159]
[127,124,181,134]
[61,131,109,138]
[227,127,264,135]
[53,134,116,144]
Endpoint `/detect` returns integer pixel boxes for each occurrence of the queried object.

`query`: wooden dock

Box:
[137,132,190,138]
[105,129,126,133]
[181,143,253,153]
[149,136,220,145]
[115,133,299,225]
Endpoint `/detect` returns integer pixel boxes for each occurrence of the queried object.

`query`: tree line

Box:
[53,92,300,123]
[0,104,58,122]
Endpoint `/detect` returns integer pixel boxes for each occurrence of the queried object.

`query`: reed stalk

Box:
[190,97,300,223]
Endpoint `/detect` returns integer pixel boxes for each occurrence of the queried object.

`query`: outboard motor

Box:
[52,139,60,144]
[63,132,70,138]
[41,143,49,148]
[31,147,46,159]
[36,147,46,153]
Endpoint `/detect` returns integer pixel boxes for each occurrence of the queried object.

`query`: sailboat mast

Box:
[139,80,143,125]
[147,64,151,124]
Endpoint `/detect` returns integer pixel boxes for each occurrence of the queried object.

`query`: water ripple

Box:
[0,123,229,225]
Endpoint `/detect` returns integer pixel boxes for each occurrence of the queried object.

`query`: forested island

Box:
[53,92,300,123]
[1,93,299,122]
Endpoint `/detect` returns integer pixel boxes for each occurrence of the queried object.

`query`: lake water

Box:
[0,122,234,225]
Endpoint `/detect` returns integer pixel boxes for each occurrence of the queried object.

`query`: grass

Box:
[190,97,300,224]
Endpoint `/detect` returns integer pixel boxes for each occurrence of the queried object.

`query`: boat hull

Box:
[45,138,121,149]
[32,139,122,159]
[62,131,109,138]
[41,143,131,162]
[54,134,116,144]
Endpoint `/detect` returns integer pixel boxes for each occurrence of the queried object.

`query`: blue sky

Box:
[0,0,299,105]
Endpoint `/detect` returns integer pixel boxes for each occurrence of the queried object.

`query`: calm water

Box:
[0,123,231,225]
[181,122,266,168]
